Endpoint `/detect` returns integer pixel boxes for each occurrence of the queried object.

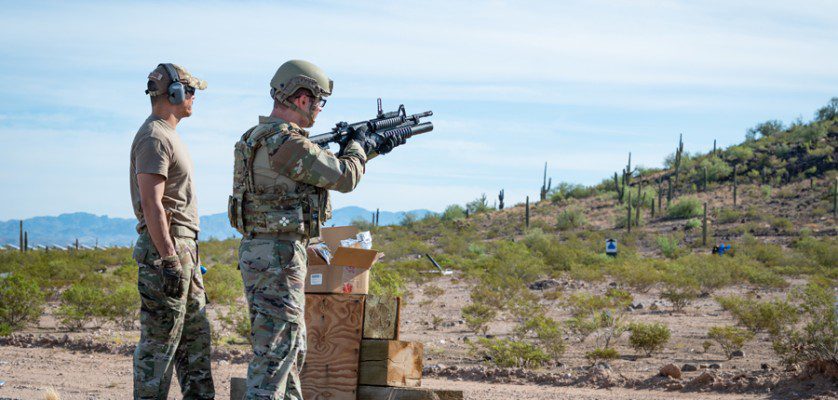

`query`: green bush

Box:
[0,275,45,331]
[217,301,250,344]
[585,347,620,363]
[471,337,551,368]
[666,197,702,220]
[716,295,798,335]
[466,193,492,214]
[203,262,244,305]
[462,303,496,335]
[708,325,754,359]
[513,312,566,358]
[103,283,139,329]
[628,322,671,357]
[660,285,698,312]
[771,281,837,367]
[549,182,596,202]
[56,284,108,331]
[441,204,466,222]
[556,209,587,231]
[656,235,682,259]
[684,218,701,231]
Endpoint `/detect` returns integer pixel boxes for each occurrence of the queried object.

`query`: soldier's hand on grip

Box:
[339,125,374,156]
[156,255,184,298]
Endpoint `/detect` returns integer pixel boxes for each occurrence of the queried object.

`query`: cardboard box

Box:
[305,226,382,294]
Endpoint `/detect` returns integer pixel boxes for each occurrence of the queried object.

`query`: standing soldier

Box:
[228,60,402,399]
[130,63,215,399]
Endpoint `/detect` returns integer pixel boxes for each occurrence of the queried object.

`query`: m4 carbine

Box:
[309,98,433,153]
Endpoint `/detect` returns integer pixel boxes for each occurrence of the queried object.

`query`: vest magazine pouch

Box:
[227,194,244,233]
[264,208,306,235]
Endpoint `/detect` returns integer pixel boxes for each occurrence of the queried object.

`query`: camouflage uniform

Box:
[132,230,214,399]
[130,63,214,400]
[230,116,366,399]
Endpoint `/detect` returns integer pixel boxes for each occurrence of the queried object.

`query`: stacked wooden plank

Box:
[232,227,463,399]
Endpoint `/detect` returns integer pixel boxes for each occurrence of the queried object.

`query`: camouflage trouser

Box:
[132,231,215,400]
[239,238,308,400]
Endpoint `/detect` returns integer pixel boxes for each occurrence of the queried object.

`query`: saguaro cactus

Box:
[525,196,530,228]
[733,164,738,206]
[498,189,505,210]
[702,202,708,246]
[627,191,632,233]
[674,134,684,188]
[540,162,548,201]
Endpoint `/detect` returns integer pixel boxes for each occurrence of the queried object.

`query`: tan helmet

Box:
[270,60,333,126]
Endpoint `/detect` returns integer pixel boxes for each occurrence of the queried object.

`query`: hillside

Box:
[0,100,835,399]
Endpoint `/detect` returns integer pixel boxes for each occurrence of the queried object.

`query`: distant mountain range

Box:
[0,207,433,247]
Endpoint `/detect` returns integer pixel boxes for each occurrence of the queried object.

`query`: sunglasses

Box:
[185,85,196,96]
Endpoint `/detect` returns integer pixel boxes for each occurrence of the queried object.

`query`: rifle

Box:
[309,98,433,152]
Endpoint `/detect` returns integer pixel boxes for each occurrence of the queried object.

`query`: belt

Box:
[251,232,307,242]
[170,225,198,239]
[140,224,198,239]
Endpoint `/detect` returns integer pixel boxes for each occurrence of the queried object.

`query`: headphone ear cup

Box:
[168,82,185,105]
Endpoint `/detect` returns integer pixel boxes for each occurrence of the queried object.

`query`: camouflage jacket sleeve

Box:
[269,133,366,193]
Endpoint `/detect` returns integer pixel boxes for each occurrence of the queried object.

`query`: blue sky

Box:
[1,0,836,220]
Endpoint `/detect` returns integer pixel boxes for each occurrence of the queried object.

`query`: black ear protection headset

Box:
[159,63,186,105]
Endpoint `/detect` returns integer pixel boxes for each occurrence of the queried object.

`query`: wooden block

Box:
[301,294,365,400]
[363,295,401,339]
[359,340,422,387]
[358,386,464,400]
[230,377,246,400]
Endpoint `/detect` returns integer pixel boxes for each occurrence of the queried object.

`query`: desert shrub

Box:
[350,216,374,231]
[716,208,743,224]
[422,284,445,299]
[585,347,620,363]
[0,275,45,331]
[716,295,798,335]
[708,326,754,359]
[462,303,496,335]
[369,264,408,297]
[702,340,713,353]
[815,97,838,121]
[466,193,492,214]
[769,217,793,232]
[203,262,243,305]
[771,281,837,367]
[727,145,754,163]
[666,197,702,220]
[746,120,784,141]
[56,284,108,331]
[656,235,683,259]
[565,289,631,348]
[103,283,140,329]
[684,218,701,231]
[793,236,838,272]
[660,285,698,312]
[549,182,596,202]
[607,259,663,293]
[513,311,566,358]
[556,209,586,231]
[441,204,466,222]
[628,322,671,357]
[471,337,550,368]
[217,301,250,344]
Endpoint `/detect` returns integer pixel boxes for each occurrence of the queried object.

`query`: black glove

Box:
[339,125,372,156]
[156,255,184,298]
[376,134,407,155]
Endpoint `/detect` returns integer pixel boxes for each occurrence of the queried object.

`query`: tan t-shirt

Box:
[129,115,200,234]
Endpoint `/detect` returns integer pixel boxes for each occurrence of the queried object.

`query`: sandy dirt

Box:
[0,346,768,400]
